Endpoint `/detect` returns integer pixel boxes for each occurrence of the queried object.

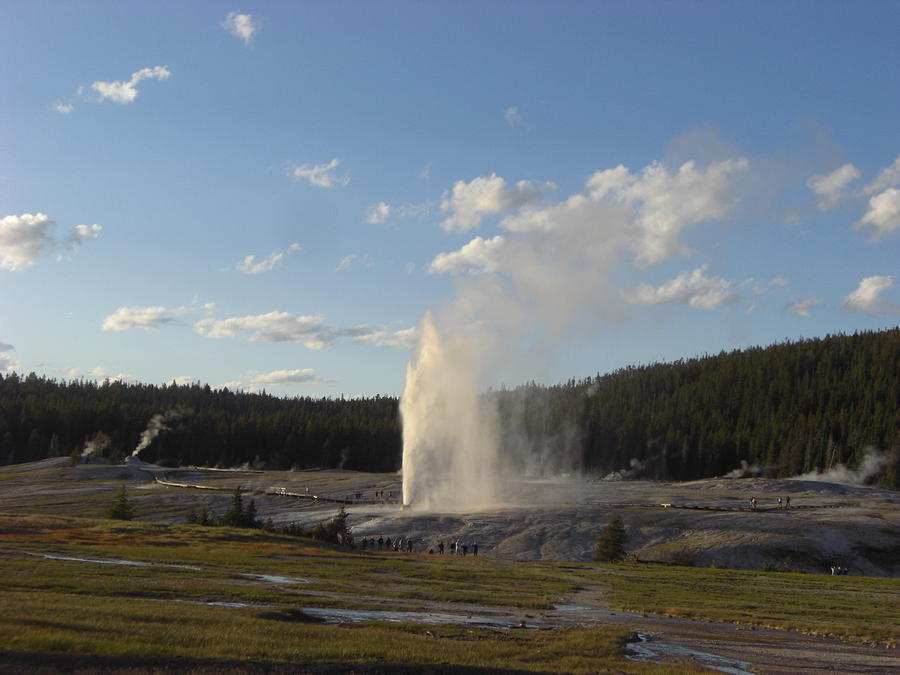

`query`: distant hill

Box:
[1,327,898,486]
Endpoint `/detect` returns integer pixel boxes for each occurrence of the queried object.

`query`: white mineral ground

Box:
[3,458,900,673]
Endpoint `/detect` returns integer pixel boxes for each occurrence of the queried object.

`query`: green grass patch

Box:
[592,562,900,647]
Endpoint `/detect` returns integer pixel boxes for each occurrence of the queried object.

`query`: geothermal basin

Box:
[5,458,899,577]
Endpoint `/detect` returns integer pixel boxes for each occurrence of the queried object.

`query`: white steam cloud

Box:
[723,460,763,479]
[401,156,749,510]
[80,431,112,461]
[792,448,894,485]
[132,409,188,458]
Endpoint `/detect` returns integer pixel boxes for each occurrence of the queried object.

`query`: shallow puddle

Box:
[300,606,540,628]
[29,552,199,570]
[626,632,754,675]
[241,573,311,584]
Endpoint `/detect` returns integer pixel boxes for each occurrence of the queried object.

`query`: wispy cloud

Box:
[806,163,860,210]
[235,243,301,274]
[863,155,900,196]
[787,298,820,317]
[102,306,186,331]
[1,213,102,271]
[504,106,521,128]
[365,201,391,224]
[352,326,417,350]
[843,275,897,316]
[64,365,132,383]
[625,265,737,310]
[194,310,413,350]
[0,342,19,373]
[335,253,373,272]
[250,368,331,387]
[222,12,258,45]
[287,158,350,188]
[91,66,171,105]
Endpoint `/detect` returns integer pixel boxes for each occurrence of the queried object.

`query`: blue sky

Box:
[1,1,898,397]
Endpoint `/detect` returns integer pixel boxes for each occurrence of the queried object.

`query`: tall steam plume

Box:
[401,156,750,510]
[132,408,187,458]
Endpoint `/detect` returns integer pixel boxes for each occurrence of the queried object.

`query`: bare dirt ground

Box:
[2,458,899,673]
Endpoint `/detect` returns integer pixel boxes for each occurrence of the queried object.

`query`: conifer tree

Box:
[594,516,627,562]
[107,485,135,521]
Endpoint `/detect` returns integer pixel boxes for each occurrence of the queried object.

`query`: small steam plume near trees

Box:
[132,408,189,458]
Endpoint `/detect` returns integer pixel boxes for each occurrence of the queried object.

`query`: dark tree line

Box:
[495,327,900,487]
[1,327,897,486]
[0,377,400,472]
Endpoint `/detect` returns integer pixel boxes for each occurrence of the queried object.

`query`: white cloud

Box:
[352,327,417,350]
[787,298,820,317]
[194,311,336,348]
[193,310,410,350]
[65,223,103,253]
[504,106,521,128]
[91,66,171,105]
[1,214,98,270]
[216,380,245,392]
[0,213,56,270]
[863,155,900,195]
[806,163,860,210]
[222,12,258,45]
[625,265,737,310]
[740,276,789,296]
[102,306,182,331]
[87,366,131,383]
[365,201,391,224]
[287,158,349,188]
[429,235,505,275]
[0,342,19,373]
[843,275,897,316]
[440,173,554,232]
[500,158,748,268]
[63,365,131,383]
[587,158,750,266]
[170,376,197,386]
[250,369,331,387]
[235,243,301,274]
[855,188,900,238]
[53,102,74,114]
[335,253,373,272]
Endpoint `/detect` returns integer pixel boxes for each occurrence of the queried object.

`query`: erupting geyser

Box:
[400,156,750,511]
[400,313,501,510]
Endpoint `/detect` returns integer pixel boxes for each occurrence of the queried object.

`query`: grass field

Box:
[2,510,898,671]
[0,513,706,674]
